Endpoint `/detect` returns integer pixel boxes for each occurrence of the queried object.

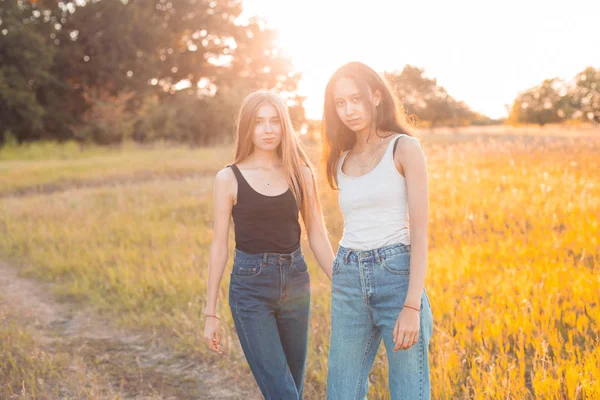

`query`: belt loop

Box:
[344,250,351,264]
[263,253,268,264]
[292,246,301,261]
[374,248,381,264]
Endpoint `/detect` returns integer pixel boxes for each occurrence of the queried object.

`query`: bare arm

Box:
[203,168,235,352]
[398,136,429,308]
[301,167,334,280]
[392,136,429,351]
[205,168,235,314]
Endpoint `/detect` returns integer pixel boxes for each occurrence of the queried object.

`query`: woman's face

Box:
[333,77,380,132]
[251,103,282,152]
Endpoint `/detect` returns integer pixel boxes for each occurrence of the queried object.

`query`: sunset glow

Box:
[242,0,600,120]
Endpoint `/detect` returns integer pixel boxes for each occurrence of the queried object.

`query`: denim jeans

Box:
[229,247,311,399]
[327,243,434,400]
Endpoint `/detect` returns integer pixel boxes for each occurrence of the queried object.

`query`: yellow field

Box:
[1,131,599,399]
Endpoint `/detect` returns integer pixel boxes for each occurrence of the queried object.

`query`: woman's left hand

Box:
[393,307,421,351]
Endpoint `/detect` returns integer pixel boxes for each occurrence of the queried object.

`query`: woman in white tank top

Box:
[322,62,434,400]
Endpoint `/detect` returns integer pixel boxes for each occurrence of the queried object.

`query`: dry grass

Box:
[1,129,599,398]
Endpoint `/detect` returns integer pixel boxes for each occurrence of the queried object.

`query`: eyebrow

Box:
[335,92,361,101]
[255,116,280,120]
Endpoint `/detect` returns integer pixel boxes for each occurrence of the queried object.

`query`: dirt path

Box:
[0,260,261,399]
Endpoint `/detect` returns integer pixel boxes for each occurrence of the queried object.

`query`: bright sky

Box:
[241,0,600,120]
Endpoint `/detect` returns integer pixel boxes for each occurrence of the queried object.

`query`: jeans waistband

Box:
[337,242,410,264]
[234,246,303,264]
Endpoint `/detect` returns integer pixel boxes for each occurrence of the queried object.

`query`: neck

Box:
[249,148,281,169]
[353,126,380,152]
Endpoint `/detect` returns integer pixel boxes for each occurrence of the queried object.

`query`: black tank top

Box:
[229,164,301,254]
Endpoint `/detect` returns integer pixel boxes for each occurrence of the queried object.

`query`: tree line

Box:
[6,1,594,147]
[1,0,303,145]
[507,67,600,126]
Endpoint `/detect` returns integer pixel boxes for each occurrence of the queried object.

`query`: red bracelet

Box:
[206,314,220,321]
[403,305,420,313]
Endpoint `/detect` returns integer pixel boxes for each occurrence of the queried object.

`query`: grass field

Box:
[1,128,599,399]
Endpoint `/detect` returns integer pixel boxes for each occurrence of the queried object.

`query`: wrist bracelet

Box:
[404,305,420,313]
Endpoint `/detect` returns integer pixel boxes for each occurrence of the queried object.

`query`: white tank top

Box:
[337,134,410,251]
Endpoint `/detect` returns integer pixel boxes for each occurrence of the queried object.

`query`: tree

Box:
[2,0,304,144]
[0,0,55,143]
[569,67,600,123]
[507,78,567,126]
[385,66,475,127]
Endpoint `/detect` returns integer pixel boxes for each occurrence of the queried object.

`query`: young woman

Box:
[322,62,434,399]
[203,91,334,399]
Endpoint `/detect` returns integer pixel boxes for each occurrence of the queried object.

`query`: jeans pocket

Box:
[381,252,411,275]
[331,252,345,276]
[232,262,263,278]
[294,257,309,274]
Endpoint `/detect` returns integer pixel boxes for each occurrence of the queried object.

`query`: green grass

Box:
[0,140,109,162]
[0,142,230,196]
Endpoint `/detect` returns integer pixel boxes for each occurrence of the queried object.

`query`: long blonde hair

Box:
[234,91,316,219]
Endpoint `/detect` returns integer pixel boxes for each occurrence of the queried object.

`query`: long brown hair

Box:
[322,62,415,189]
[234,91,316,219]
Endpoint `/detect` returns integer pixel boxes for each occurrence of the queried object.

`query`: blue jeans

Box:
[229,247,311,399]
[327,243,434,400]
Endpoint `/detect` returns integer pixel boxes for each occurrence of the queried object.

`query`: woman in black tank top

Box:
[203,91,335,399]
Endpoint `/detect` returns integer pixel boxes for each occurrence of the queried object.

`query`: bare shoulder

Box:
[215,166,235,184]
[214,167,237,199]
[395,135,424,159]
[396,134,422,150]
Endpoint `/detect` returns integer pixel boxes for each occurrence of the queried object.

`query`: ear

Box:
[373,90,382,107]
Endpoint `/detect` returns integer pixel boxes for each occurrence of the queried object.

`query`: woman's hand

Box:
[393,306,420,351]
[204,316,222,354]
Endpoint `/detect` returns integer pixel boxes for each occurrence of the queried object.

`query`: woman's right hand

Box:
[204,316,222,354]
